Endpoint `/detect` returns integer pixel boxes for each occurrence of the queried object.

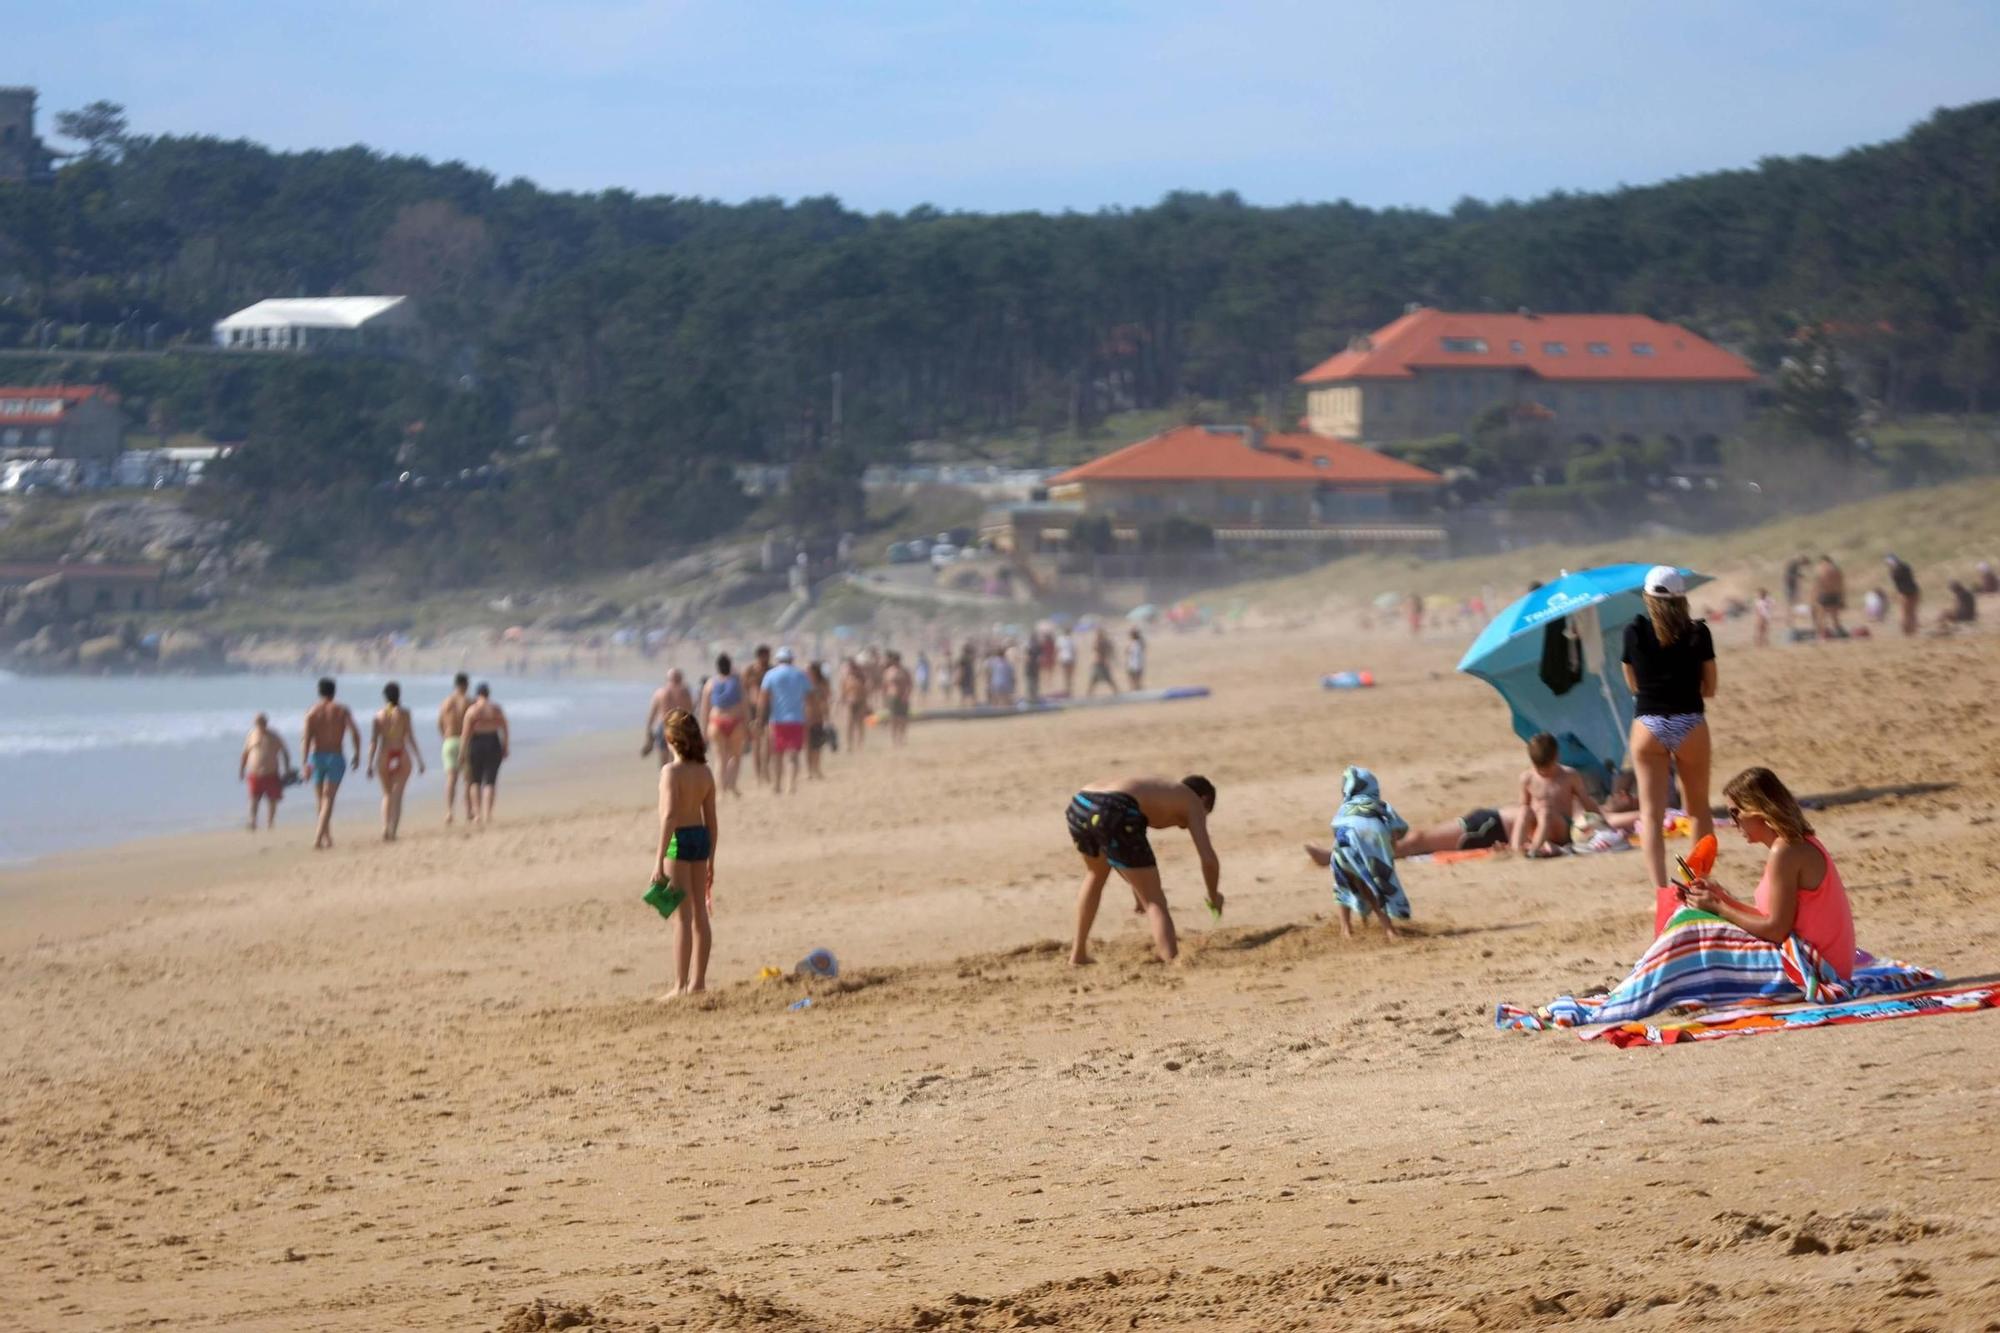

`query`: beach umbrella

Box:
[1456,564,1709,781]
[1046,612,1075,628]
[1127,603,1158,622]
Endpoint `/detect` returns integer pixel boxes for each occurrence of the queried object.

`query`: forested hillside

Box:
[2,98,1996,579]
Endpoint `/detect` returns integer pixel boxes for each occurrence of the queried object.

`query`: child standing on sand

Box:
[1325,767,1411,940]
[651,709,718,1000]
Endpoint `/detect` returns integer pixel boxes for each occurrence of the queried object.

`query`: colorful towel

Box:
[1495,908,1943,1032]
[1581,983,2000,1046]
[1328,766,1411,920]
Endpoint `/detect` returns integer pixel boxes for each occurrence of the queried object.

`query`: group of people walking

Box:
[237,673,510,846]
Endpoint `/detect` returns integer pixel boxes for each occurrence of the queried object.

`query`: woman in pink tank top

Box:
[1681,766,1856,978]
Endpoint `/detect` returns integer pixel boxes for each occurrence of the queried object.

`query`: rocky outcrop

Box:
[157,628,224,670]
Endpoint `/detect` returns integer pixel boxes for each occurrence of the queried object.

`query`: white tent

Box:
[213,296,417,352]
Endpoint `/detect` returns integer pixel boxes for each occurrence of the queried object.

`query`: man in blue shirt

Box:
[760,647,813,794]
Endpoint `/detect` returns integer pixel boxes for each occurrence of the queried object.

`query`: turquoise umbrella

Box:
[1457,564,1709,781]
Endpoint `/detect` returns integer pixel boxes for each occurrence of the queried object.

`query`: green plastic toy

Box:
[643,877,685,920]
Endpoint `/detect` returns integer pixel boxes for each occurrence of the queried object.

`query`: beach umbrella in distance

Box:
[832,624,858,640]
[1046,612,1075,628]
[1127,603,1158,622]
[1456,564,1709,783]
[1373,591,1404,610]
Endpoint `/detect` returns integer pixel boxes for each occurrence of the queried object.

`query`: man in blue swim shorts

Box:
[301,677,362,851]
[1065,774,1222,967]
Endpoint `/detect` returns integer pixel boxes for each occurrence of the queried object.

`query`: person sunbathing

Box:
[1307,806,1517,863]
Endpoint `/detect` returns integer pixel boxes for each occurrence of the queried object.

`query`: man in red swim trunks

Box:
[239,712,292,831]
[759,647,811,795]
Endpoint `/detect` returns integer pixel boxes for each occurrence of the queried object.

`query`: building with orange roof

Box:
[1033,423,1443,550]
[0,385,126,463]
[1297,307,1756,463]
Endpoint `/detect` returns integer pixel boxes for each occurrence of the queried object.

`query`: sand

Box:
[4,614,1999,1331]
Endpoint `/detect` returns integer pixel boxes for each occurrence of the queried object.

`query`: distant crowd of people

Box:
[1756,552,1991,644]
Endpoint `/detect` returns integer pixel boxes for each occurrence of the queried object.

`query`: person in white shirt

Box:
[1125,629,1147,692]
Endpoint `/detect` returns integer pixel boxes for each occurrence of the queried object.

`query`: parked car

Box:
[929,542,959,568]
[886,541,918,564]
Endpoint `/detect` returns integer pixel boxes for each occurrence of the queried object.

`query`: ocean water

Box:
[0,669,647,864]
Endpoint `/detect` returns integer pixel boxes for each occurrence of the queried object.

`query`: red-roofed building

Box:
[0,385,127,463]
[1044,424,1442,542]
[1297,308,1756,456]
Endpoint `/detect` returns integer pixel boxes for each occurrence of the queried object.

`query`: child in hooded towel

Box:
[1327,765,1412,939]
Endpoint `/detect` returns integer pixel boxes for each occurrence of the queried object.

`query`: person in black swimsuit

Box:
[1065,775,1221,966]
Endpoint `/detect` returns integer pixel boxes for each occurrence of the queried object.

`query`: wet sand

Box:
[3,616,1998,1330]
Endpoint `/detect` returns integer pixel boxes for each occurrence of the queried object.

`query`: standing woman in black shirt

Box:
[1621,566,1718,892]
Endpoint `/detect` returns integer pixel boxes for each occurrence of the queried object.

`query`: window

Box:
[1,428,18,446]
[1509,340,1525,354]
[1587,342,1611,356]
[1543,388,1562,411]
[1439,336,1488,354]
[1619,389,1638,412]
[132,590,145,610]
[1631,342,1655,356]
[1542,341,1567,356]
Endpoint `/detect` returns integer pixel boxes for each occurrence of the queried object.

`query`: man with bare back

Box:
[641,667,696,767]
[301,678,363,850]
[1065,775,1222,966]
[438,672,474,823]
[461,683,511,825]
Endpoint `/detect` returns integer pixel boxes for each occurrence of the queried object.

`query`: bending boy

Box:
[1065,775,1221,966]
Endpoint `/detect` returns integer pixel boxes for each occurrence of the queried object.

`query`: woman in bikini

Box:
[652,709,718,999]
[1621,566,1717,895]
[367,681,427,842]
[700,653,747,797]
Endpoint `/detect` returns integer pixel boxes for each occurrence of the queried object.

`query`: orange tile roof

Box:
[0,385,116,403]
[1297,308,1756,384]
[1050,425,1441,487]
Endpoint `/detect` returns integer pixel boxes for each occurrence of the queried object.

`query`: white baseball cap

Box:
[775,646,795,663]
[1643,565,1686,597]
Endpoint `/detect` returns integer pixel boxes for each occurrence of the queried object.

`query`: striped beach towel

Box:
[1583,983,2000,1046]
[1495,908,1943,1032]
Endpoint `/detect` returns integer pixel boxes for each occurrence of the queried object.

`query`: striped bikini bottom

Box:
[1638,712,1705,753]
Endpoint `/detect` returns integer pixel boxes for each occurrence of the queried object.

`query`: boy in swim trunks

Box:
[652,709,718,998]
[438,672,473,824]
[301,677,363,851]
[1511,731,1605,858]
[1066,775,1222,966]
[239,712,293,831]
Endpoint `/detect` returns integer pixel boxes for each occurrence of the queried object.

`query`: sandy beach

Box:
[4,613,1999,1331]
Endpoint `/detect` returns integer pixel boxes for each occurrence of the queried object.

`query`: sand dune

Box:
[3,611,1998,1330]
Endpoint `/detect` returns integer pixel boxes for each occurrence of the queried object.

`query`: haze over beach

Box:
[5,4,2000,1330]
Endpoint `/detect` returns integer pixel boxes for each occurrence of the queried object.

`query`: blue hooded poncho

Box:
[1328,766,1412,920]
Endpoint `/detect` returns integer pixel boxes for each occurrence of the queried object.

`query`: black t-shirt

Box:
[1889,561,1919,597]
[1622,615,1714,716]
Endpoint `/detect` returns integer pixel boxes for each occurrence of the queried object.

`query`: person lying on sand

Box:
[1512,732,1606,858]
[1065,775,1221,966]
[1307,806,1518,863]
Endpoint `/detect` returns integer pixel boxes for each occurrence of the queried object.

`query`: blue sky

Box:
[9,0,1999,213]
